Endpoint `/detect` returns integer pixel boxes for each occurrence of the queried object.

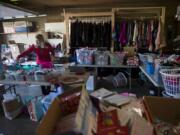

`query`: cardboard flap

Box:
[75,85,97,135]
[144,96,180,124]
[37,98,61,135]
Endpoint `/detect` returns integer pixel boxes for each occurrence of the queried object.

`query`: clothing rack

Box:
[113,7,165,22]
[63,7,165,53]
[69,16,111,23]
[64,11,114,53]
[112,7,166,52]
[116,16,159,20]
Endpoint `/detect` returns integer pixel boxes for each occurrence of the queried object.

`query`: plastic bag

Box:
[76,48,96,65]
[95,51,109,65]
[110,52,127,65]
[41,87,64,114]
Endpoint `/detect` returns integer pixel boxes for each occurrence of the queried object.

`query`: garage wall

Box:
[4,17,47,48]
[3,1,180,49]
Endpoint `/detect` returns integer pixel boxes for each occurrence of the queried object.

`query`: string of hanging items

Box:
[69,17,112,50]
[112,17,164,52]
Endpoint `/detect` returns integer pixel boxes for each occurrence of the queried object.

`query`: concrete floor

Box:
[0,79,153,135]
[0,85,42,135]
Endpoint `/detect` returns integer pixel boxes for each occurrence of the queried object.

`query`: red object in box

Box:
[57,90,81,115]
[98,126,128,135]
[97,110,128,135]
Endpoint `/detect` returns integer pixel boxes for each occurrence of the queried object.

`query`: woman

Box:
[17,34,55,95]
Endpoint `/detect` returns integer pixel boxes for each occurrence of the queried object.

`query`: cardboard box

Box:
[143,96,180,125]
[2,97,23,120]
[37,86,82,135]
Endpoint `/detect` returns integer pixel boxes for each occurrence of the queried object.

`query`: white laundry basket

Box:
[160,68,180,97]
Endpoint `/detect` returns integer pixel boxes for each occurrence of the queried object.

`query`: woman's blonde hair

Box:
[36,34,44,42]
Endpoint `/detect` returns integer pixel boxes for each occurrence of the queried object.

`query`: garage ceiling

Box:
[1,0,179,13]
[11,0,180,7]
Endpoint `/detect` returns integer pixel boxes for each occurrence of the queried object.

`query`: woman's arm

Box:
[17,45,35,59]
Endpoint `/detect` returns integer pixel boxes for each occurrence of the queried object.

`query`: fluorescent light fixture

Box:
[0,2,38,20]
[15,15,25,18]
[38,14,47,17]
[3,16,13,19]
[27,15,37,18]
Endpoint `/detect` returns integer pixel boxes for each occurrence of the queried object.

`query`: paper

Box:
[103,94,130,106]
[90,88,114,99]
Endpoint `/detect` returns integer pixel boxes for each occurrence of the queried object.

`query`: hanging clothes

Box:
[159,22,166,49]
[125,20,135,46]
[70,19,111,49]
[113,23,121,51]
[119,21,127,47]
[146,21,152,51]
[155,20,161,51]
[129,21,135,46]
[151,20,159,51]
[137,21,143,48]
[115,17,162,52]
[133,21,138,46]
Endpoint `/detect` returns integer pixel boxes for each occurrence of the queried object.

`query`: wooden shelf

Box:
[0,32,38,34]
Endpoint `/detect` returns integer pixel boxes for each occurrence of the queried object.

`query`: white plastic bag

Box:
[41,87,63,114]
[86,75,96,91]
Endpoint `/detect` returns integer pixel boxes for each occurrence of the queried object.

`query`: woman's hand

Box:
[51,56,55,63]
[16,56,20,63]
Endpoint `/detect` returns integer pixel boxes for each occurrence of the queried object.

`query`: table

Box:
[0,80,51,86]
[0,71,89,94]
[72,64,139,89]
[139,66,163,88]
[139,66,163,95]
[20,61,75,67]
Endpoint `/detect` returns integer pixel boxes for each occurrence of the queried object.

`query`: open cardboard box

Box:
[143,96,180,125]
[37,86,82,135]
[37,84,96,135]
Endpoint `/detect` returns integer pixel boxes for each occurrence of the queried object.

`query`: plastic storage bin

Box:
[95,51,109,65]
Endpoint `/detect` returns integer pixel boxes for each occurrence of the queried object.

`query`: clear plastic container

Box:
[95,51,109,65]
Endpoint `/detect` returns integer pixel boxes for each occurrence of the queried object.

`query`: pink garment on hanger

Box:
[119,21,127,46]
[147,22,152,51]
